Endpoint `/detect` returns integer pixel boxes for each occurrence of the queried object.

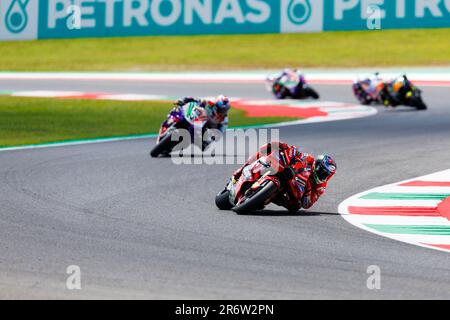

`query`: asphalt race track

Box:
[0,79,450,299]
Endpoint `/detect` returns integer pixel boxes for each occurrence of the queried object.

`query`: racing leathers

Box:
[232,141,328,212]
[273,69,305,99]
[175,96,229,150]
[378,76,411,107]
[360,74,407,107]
[361,73,383,98]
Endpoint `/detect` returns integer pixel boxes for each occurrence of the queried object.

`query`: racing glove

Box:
[175,97,197,107]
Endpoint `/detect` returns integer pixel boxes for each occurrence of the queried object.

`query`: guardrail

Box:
[1,0,450,41]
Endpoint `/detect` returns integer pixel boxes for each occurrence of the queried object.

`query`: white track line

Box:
[0,72,450,86]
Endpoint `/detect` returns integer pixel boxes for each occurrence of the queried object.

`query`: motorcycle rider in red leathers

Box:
[232,141,337,212]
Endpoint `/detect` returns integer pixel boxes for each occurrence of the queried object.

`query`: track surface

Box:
[0,79,450,299]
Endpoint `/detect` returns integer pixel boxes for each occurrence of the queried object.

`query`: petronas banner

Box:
[1,0,450,41]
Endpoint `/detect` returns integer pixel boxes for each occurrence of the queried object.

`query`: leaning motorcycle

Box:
[353,76,427,110]
[150,102,207,157]
[352,80,380,105]
[382,76,427,110]
[266,74,320,100]
[215,153,294,214]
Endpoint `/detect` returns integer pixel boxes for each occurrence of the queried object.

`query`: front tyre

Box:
[232,181,278,214]
[150,133,176,158]
[411,97,427,110]
[215,189,233,210]
[275,86,289,100]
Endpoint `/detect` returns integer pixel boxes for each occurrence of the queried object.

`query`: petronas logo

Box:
[287,0,312,25]
[5,0,30,33]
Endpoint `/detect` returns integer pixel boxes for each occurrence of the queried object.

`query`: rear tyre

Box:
[232,181,278,214]
[303,87,320,100]
[215,189,233,210]
[150,133,175,158]
[353,84,369,105]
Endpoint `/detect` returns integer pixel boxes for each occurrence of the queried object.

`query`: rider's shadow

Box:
[241,210,339,217]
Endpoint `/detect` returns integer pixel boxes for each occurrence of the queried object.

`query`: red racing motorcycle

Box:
[215,150,295,214]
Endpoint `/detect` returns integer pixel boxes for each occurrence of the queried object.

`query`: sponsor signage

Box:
[1,0,449,41]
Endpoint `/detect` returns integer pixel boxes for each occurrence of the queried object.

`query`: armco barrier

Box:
[1,0,450,41]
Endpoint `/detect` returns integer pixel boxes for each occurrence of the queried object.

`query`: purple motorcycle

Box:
[150,101,208,158]
[266,71,319,100]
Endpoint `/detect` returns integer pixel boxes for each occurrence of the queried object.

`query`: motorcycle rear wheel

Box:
[232,181,278,214]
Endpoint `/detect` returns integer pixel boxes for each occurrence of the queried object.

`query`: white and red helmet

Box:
[207,95,231,119]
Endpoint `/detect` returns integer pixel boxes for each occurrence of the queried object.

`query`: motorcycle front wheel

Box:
[410,96,428,110]
[150,132,176,158]
[303,87,320,100]
[232,181,278,214]
[215,188,233,210]
[275,86,289,100]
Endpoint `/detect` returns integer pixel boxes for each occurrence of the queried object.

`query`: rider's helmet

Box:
[376,81,386,93]
[313,155,337,184]
[207,95,231,121]
[286,68,301,82]
[393,78,404,93]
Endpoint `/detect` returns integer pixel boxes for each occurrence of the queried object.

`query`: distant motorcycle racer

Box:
[231,141,336,212]
[267,68,319,100]
[353,72,384,105]
[272,69,304,99]
[353,73,427,110]
[151,95,231,157]
[377,75,412,107]
[171,95,231,150]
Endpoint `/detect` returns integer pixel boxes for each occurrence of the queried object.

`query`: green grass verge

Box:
[0,97,296,147]
[1,29,449,71]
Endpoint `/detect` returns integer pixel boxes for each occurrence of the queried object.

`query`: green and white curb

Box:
[338,170,450,253]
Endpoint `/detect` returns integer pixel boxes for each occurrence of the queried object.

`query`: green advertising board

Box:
[1,0,450,41]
